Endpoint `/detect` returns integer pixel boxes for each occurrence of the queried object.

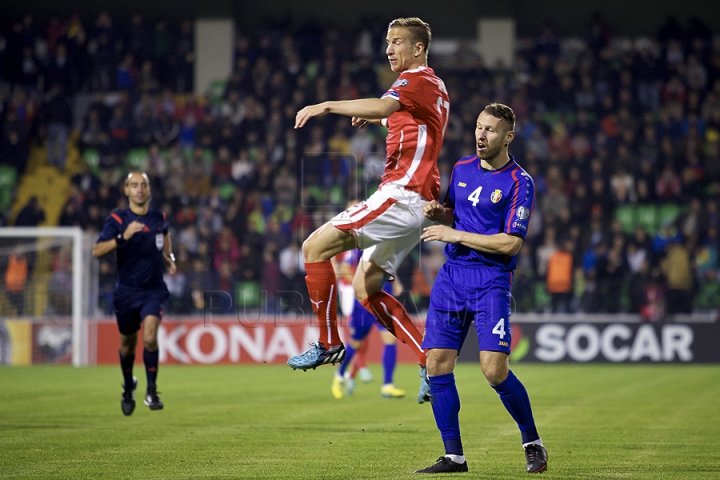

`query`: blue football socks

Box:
[382,344,396,385]
[429,373,464,456]
[337,342,356,377]
[492,370,540,444]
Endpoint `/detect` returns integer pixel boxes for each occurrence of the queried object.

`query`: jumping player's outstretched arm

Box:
[295,97,399,129]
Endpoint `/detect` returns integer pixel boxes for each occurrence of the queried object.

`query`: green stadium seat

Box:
[217,183,236,201]
[0,165,18,214]
[658,203,683,228]
[542,111,562,127]
[329,185,344,206]
[614,204,636,234]
[125,148,149,170]
[534,281,551,311]
[236,281,262,309]
[304,61,320,81]
[694,282,720,309]
[182,146,194,162]
[307,185,325,204]
[619,279,630,311]
[209,79,227,105]
[635,204,659,234]
[83,149,101,174]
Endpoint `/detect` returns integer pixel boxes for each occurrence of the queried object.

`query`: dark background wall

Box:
[4,0,720,37]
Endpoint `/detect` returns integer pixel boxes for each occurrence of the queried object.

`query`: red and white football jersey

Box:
[380,66,449,201]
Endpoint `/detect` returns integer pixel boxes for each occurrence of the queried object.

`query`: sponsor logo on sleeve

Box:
[516,206,530,220]
[382,91,400,100]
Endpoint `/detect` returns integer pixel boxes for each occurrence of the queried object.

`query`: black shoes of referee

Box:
[121,378,164,415]
[144,384,164,410]
[121,377,137,416]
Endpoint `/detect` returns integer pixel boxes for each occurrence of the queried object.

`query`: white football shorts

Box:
[332,186,433,277]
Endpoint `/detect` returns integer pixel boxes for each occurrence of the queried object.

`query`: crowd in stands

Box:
[1,12,720,319]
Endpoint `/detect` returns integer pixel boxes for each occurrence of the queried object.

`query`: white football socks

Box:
[445,454,466,464]
[523,439,544,448]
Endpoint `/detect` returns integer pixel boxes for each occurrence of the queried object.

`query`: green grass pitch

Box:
[1,363,719,479]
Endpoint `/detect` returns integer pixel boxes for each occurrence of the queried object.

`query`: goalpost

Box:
[0,227,99,366]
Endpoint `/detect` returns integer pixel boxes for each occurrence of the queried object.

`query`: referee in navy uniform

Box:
[92,171,176,416]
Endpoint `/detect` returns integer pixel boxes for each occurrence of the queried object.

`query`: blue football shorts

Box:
[113,286,169,336]
[422,262,512,354]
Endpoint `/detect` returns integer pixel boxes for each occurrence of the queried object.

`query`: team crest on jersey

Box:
[155,233,164,250]
[516,206,530,220]
[392,78,409,88]
[490,189,503,203]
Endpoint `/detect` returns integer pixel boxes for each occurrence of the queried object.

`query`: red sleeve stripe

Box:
[111,213,123,224]
[348,204,369,218]
[504,169,521,233]
[449,156,477,186]
[492,159,515,175]
[454,156,476,168]
[335,198,398,231]
[447,167,455,188]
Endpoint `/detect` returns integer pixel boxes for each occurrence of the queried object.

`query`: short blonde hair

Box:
[388,17,432,54]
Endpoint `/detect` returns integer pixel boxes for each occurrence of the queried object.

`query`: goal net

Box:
[0,227,98,366]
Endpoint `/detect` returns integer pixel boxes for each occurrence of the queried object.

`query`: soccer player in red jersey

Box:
[288,17,449,403]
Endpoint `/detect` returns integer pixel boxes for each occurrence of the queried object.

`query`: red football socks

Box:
[350,339,370,378]
[362,290,426,366]
[305,260,342,347]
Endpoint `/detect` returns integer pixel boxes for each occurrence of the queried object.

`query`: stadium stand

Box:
[1,10,719,318]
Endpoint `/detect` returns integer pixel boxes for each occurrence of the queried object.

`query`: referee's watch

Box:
[115,233,127,248]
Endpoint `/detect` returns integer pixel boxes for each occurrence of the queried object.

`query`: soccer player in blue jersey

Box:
[415,104,548,474]
[331,251,405,399]
[92,172,176,416]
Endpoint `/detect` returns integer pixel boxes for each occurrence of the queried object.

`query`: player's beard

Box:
[477,142,503,161]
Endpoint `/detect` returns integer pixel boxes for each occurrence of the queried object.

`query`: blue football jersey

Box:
[443,154,535,271]
[97,208,169,290]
